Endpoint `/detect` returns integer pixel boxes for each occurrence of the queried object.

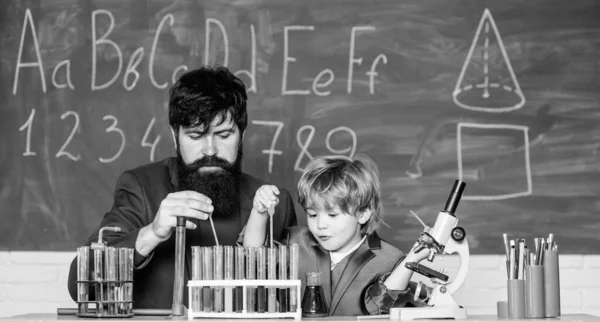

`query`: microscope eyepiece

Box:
[443,180,466,216]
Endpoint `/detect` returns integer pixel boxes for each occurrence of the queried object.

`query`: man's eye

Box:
[218,134,230,139]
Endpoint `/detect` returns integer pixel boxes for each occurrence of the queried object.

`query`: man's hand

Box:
[252,185,279,216]
[151,191,214,241]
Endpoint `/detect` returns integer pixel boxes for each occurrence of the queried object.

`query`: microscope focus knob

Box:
[451,226,466,242]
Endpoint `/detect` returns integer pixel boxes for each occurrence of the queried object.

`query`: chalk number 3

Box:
[98,115,125,163]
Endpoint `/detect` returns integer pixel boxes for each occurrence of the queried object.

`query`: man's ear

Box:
[358,209,373,224]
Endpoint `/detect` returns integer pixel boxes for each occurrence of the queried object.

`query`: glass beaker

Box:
[301,272,328,317]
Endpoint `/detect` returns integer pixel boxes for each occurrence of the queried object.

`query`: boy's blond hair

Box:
[297,154,383,235]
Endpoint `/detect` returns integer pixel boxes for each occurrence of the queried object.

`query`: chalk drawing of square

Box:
[457,123,532,200]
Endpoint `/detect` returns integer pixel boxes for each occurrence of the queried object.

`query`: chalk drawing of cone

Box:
[453,9,525,113]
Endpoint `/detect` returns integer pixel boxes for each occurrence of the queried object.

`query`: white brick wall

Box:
[0,252,75,317]
[0,252,598,318]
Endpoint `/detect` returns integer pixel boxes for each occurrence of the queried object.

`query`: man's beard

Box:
[176,143,243,218]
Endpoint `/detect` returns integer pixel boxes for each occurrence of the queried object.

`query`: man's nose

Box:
[202,136,217,156]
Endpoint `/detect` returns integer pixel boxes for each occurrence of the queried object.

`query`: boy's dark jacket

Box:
[285,226,420,316]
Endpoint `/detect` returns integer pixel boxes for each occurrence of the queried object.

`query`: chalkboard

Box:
[1,0,599,254]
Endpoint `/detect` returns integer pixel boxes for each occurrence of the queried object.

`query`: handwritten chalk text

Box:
[13,9,387,96]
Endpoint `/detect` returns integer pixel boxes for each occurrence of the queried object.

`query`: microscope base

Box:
[390,306,467,320]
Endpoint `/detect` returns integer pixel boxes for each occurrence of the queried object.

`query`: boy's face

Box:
[305,198,370,253]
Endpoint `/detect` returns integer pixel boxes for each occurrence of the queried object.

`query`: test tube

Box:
[278,246,289,312]
[93,247,104,315]
[268,247,277,313]
[126,248,133,315]
[117,248,127,315]
[256,248,266,313]
[224,246,234,312]
[104,247,117,315]
[213,246,224,312]
[191,246,203,313]
[246,247,256,313]
[290,244,299,312]
[202,247,213,312]
[234,247,245,312]
[77,246,90,314]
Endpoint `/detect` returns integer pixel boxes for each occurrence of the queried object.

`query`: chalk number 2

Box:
[56,111,81,161]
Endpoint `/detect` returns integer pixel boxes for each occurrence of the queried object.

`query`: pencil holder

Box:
[507,279,525,319]
[543,249,560,317]
[525,265,544,318]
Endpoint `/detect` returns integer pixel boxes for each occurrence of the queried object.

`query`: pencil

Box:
[509,245,516,280]
[517,240,525,279]
[502,233,510,259]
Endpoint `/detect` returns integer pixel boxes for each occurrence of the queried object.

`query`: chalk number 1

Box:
[19,109,36,156]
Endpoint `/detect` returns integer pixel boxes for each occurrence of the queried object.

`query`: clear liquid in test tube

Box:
[268,247,277,313]
[224,246,234,312]
[119,247,134,315]
[77,246,90,314]
[290,244,299,313]
[256,248,266,313]
[191,246,203,313]
[93,248,104,315]
[234,247,245,313]
[202,247,213,312]
[213,246,223,312]
[104,247,117,315]
[118,248,127,315]
[279,245,289,312]
[246,247,256,313]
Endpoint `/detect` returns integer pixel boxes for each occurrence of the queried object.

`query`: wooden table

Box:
[1,313,598,322]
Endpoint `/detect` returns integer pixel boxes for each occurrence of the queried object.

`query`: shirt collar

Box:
[330,235,367,270]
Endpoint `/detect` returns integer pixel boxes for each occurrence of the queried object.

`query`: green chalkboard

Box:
[1,0,599,253]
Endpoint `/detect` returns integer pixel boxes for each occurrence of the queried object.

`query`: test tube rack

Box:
[187,279,301,320]
[76,280,134,318]
[75,227,134,318]
[187,245,301,320]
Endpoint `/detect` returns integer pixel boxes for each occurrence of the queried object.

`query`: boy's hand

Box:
[406,241,431,263]
[253,185,280,216]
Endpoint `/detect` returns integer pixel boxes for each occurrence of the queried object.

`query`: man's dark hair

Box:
[169,66,248,135]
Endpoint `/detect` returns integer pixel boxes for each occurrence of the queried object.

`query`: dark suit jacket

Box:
[285,226,414,316]
[67,157,297,309]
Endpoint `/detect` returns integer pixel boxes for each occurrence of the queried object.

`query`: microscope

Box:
[390,180,469,320]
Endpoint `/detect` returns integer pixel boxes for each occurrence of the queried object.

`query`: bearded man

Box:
[67,66,297,309]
